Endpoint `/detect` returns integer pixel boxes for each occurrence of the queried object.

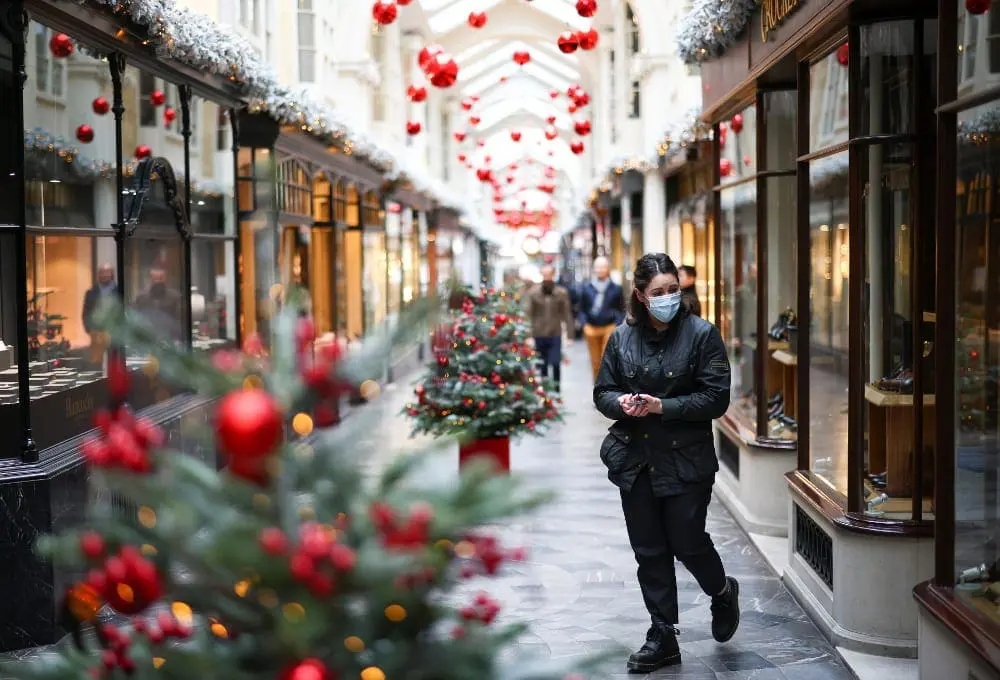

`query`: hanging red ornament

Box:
[468,11,488,28]
[457,153,467,162]
[550,89,559,99]
[407,85,428,102]
[406,120,422,135]
[469,115,481,126]
[578,28,599,50]
[484,155,492,163]
[544,126,558,141]
[719,158,733,177]
[967,0,991,14]
[568,104,578,114]
[544,166,555,178]
[280,658,331,680]
[743,155,752,167]
[372,1,398,25]
[134,145,152,160]
[510,130,522,142]
[477,139,485,147]
[453,131,466,142]
[92,97,110,116]
[576,0,597,17]
[570,140,585,155]
[397,0,413,4]
[546,115,557,124]
[149,90,166,107]
[729,113,744,134]
[506,175,516,184]
[418,44,445,71]
[163,107,177,126]
[510,162,518,169]
[75,125,94,144]
[573,91,590,107]
[427,55,459,88]
[48,33,74,58]
[573,119,592,136]
[836,42,849,66]
[461,98,474,111]
[476,168,493,182]
[216,389,283,464]
[499,75,508,83]
[513,50,531,66]
[557,31,580,54]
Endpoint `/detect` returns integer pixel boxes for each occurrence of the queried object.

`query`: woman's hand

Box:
[639,394,663,415]
[618,394,650,417]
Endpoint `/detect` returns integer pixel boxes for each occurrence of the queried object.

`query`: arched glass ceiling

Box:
[456,40,579,83]
[462,62,573,97]
[427,0,588,35]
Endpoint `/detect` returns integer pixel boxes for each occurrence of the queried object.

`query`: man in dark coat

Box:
[678,265,702,317]
[82,263,118,366]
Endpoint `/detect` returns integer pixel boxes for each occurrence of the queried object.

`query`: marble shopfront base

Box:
[0,394,216,652]
[916,603,1000,680]
[713,423,796,537]
[784,481,934,658]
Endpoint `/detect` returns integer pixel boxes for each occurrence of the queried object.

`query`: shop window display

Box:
[237,146,279,341]
[343,186,364,339]
[807,151,849,493]
[402,209,418,304]
[719,182,757,430]
[386,204,402,318]
[808,47,849,152]
[311,174,335,336]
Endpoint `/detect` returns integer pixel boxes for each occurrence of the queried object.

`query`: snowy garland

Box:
[676,0,758,65]
[25,127,229,197]
[79,0,469,217]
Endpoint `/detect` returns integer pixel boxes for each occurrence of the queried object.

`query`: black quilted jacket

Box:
[593,310,731,496]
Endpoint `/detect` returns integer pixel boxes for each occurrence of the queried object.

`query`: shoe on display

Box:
[626,622,681,673]
[711,576,741,643]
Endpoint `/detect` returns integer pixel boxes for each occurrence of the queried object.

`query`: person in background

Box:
[579,256,625,380]
[678,265,702,318]
[526,264,574,391]
[82,263,118,366]
[134,267,183,342]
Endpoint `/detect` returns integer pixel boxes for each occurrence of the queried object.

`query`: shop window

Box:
[859,22,915,137]
[139,75,199,144]
[298,0,316,83]
[191,239,236,346]
[403,209,418,303]
[721,105,756,180]
[386,205,402,317]
[216,109,230,152]
[237,146,279,342]
[809,45,849,151]
[31,23,66,100]
[311,174,334,335]
[719,183,757,431]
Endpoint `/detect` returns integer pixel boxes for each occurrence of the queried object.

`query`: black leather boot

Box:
[626,621,681,673]
[711,576,741,643]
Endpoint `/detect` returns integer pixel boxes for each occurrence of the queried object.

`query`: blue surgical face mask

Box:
[648,292,682,323]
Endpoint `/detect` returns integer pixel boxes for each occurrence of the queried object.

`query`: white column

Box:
[642,171,666,255]
[596,31,614,167]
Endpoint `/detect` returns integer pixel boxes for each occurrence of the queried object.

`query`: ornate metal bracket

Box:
[120,156,192,240]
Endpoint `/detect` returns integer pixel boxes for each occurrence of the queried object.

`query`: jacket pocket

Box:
[661,362,695,394]
[670,431,719,484]
[600,428,633,474]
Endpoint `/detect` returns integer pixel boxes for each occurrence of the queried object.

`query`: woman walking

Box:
[593,253,740,672]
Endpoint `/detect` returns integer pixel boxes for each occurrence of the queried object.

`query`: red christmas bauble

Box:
[476,168,493,182]
[477,139,485,147]
[967,0,991,14]
[544,126,558,140]
[513,50,531,66]
[163,107,177,125]
[134,145,152,160]
[427,55,459,88]
[397,0,412,4]
[407,85,427,102]
[75,125,94,144]
[510,130,522,142]
[836,42,849,66]
[576,0,597,17]
[280,658,331,680]
[48,33,74,58]
[557,31,580,54]
[570,140,585,155]
[372,1,398,25]
[469,115,481,126]
[406,120,422,135]
[578,28,599,50]
[454,131,467,143]
[92,97,110,116]
[468,11,488,28]
[729,113,744,134]
[719,158,733,177]
[150,90,166,107]
[457,152,467,162]
[573,119,592,136]
[743,155,752,167]
[546,115,557,124]
[573,91,590,107]
[216,389,283,461]
[100,549,162,615]
[550,89,559,99]
[568,104,578,114]
[418,44,445,71]
[461,98,474,111]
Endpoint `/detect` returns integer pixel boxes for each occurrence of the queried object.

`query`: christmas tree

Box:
[7,298,595,680]
[403,290,562,442]
[27,291,71,362]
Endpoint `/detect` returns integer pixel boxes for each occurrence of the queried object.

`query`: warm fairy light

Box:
[385,604,407,622]
[137,506,157,528]
[361,668,386,680]
[454,540,476,558]
[252,493,271,510]
[210,619,229,638]
[234,579,251,597]
[171,602,194,626]
[345,636,365,652]
[360,380,381,401]
[243,375,264,390]
[140,544,158,556]
[153,658,165,669]
[292,412,314,436]
[283,602,306,622]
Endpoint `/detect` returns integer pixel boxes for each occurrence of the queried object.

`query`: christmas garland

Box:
[676,0,759,65]
[80,0,471,216]
[25,127,228,197]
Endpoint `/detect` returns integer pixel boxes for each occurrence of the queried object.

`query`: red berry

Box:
[289,552,315,581]
[107,359,131,401]
[459,606,477,620]
[314,401,339,427]
[82,438,113,466]
[80,532,106,560]
[258,527,289,555]
[146,625,165,644]
[450,625,466,639]
[101,650,117,669]
[295,318,316,353]
[329,544,356,572]
[306,572,336,598]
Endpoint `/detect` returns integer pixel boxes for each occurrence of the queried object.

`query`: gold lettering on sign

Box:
[760,0,802,42]
[66,394,95,419]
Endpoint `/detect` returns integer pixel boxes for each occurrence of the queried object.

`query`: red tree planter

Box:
[459,437,510,473]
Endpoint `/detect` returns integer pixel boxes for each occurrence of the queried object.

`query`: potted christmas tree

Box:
[404,289,562,473]
[6,299,599,679]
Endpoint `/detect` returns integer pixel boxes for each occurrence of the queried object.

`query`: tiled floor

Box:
[362,343,855,679]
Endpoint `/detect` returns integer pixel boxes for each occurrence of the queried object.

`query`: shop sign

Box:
[760,0,802,42]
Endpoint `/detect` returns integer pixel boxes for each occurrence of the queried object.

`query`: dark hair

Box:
[678,265,697,278]
[627,253,679,326]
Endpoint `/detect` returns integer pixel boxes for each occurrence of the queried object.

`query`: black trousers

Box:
[534,336,562,384]
[620,469,727,626]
